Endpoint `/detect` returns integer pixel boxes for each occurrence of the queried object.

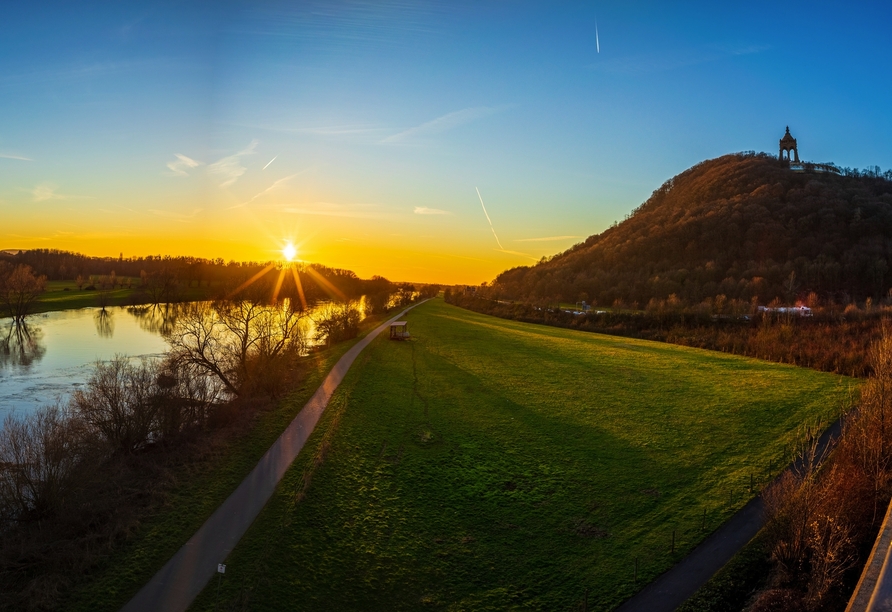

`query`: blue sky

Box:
[1,1,890,283]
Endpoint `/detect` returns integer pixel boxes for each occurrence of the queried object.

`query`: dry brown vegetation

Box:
[0,284,438,611]
[0,299,312,610]
[447,291,886,377]
[750,328,892,611]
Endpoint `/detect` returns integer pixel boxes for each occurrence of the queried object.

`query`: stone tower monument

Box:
[779,127,799,162]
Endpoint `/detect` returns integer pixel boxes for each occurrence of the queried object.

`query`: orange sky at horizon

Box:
[2,164,590,285]
[15,4,891,286]
[0,206,578,285]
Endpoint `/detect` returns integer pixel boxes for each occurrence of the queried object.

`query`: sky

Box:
[2,1,891,284]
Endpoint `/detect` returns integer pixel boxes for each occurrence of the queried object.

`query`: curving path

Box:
[617,418,844,612]
[121,300,429,612]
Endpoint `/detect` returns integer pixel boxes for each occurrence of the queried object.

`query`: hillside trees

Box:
[484,154,892,307]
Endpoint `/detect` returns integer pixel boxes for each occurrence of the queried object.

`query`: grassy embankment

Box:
[188,298,854,611]
[61,311,395,612]
[32,280,212,314]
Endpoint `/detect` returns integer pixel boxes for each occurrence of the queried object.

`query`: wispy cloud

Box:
[0,60,168,87]
[383,106,503,143]
[230,174,296,209]
[28,183,93,202]
[166,153,202,176]
[414,206,450,215]
[226,122,389,138]
[209,140,258,188]
[0,153,32,161]
[496,248,539,261]
[282,202,382,219]
[149,208,203,222]
[515,235,579,242]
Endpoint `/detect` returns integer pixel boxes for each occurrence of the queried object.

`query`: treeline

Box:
[0,290,433,610]
[483,153,892,307]
[445,291,885,377]
[0,248,409,306]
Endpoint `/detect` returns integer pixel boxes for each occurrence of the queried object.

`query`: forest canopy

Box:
[484,153,892,307]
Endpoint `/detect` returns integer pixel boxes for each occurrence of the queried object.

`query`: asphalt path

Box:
[617,417,844,612]
[120,300,429,612]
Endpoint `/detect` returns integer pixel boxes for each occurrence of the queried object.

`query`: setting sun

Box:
[282,242,297,262]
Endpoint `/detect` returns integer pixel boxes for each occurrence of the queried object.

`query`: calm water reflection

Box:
[0,299,367,420]
[0,306,169,419]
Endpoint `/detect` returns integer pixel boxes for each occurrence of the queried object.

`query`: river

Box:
[0,299,367,420]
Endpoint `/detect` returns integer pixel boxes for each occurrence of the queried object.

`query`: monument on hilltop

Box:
[779,126,799,162]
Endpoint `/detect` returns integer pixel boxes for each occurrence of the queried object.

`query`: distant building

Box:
[758,305,812,317]
[778,128,841,175]
[779,126,799,162]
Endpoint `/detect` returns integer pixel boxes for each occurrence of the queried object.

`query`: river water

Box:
[0,299,367,420]
[0,306,170,420]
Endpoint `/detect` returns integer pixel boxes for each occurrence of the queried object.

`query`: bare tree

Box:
[70,357,162,454]
[312,301,361,346]
[0,263,46,321]
[0,404,85,523]
[165,299,307,397]
[847,324,892,520]
[763,438,830,583]
[144,268,180,305]
[155,359,226,437]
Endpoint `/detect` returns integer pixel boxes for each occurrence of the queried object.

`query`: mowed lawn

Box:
[191,299,854,611]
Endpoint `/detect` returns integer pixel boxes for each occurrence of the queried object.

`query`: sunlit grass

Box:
[30,280,212,313]
[62,315,391,612]
[190,298,854,611]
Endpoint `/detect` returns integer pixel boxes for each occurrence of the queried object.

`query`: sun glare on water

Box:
[282,242,297,262]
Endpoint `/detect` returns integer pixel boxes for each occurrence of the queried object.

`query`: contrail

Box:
[262,155,277,170]
[595,20,600,53]
[476,186,504,250]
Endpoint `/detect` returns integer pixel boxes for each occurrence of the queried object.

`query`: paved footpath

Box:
[121,301,429,612]
[617,417,844,612]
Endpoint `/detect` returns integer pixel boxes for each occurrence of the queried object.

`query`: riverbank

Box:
[0,302,406,611]
[31,280,215,314]
[190,299,852,611]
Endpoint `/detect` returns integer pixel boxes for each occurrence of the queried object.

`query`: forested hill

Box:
[487,152,892,307]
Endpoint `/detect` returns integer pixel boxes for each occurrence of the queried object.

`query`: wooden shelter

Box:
[389,321,410,340]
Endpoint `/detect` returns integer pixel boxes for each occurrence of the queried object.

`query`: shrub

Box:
[0,404,86,523]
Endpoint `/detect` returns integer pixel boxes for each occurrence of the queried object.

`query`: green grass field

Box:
[62,315,393,612]
[188,299,854,611]
[33,280,212,313]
